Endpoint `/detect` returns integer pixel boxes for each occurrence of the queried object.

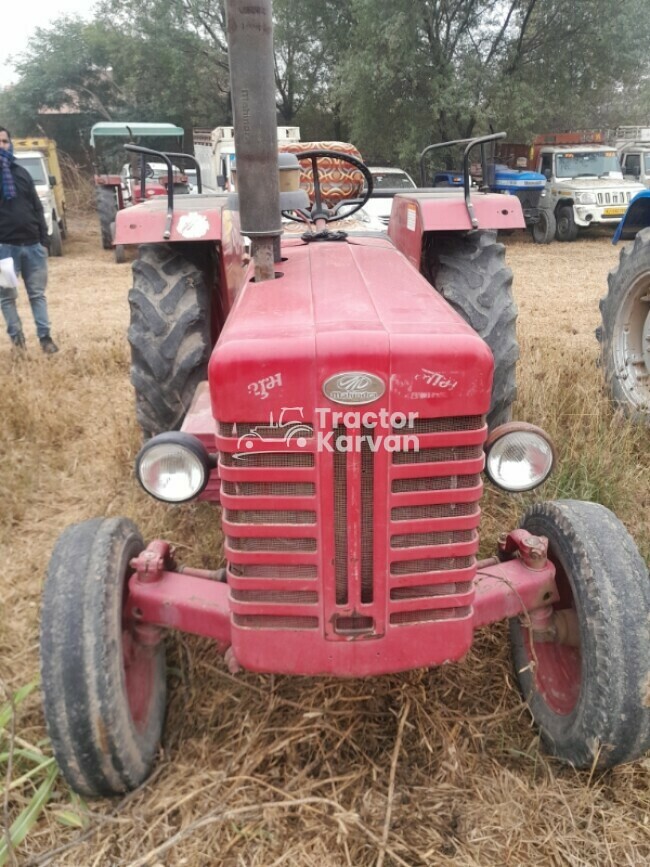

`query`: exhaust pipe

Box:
[225,0,281,282]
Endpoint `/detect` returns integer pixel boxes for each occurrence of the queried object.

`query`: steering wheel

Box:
[282,150,374,224]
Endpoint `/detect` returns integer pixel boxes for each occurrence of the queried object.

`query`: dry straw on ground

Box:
[2,218,650,866]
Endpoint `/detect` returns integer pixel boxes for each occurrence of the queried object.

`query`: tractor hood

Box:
[209,236,493,425]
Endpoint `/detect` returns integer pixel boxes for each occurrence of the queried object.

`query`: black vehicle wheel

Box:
[41,518,166,797]
[555,205,579,242]
[128,243,212,438]
[510,500,650,769]
[531,210,556,245]
[49,219,63,257]
[97,186,118,250]
[597,229,650,422]
[422,230,519,429]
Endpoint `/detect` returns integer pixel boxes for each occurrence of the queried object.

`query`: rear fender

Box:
[115,196,229,245]
[613,191,650,243]
[388,192,524,270]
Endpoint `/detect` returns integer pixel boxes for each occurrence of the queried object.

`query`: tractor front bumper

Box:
[126,531,559,677]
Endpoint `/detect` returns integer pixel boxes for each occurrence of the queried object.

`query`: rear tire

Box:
[510,500,650,769]
[555,205,579,242]
[531,210,556,245]
[128,244,212,437]
[597,228,650,421]
[41,518,166,796]
[97,186,118,250]
[422,230,519,429]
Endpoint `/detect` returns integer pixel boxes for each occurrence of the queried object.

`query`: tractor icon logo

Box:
[236,407,312,451]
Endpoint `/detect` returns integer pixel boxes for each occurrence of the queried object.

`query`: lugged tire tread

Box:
[423,230,519,429]
[128,244,212,437]
[96,187,118,250]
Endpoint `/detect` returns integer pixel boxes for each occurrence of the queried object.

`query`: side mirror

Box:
[543,168,552,180]
[217,174,226,188]
[49,175,57,187]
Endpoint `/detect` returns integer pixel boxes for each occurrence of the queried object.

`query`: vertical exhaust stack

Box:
[225,0,281,282]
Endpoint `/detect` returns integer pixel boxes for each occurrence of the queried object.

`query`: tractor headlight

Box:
[484,423,555,492]
[574,192,596,205]
[135,433,212,503]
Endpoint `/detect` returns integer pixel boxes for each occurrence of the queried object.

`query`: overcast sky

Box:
[1,0,95,87]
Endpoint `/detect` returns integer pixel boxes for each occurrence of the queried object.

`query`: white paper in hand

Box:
[0,257,18,289]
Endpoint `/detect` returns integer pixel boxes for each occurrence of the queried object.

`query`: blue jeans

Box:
[0,243,51,340]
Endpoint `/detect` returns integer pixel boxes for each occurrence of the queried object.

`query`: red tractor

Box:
[90,122,195,263]
[41,3,650,796]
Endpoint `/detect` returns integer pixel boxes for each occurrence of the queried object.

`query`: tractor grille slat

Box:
[394,416,484,435]
[391,556,473,575]
[390,606,471,625]
[222,452,314,468]
[233,614,318,630]
[226,509,316,525]
[333,424,348,605]
[392,502,479,521]
[392,445,483,465]
[231,589,318,604]
[392,474,480,493]
[228,536,317,552]
[390,582,472,600]
[360,427,374,604]
[229,564,317,579]
[391,529,473,549]
[222,481,316,496]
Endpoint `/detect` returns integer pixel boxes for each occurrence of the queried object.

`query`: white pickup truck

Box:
[193,126,301,191]
[13,150,64,256]
[532,140,645,241]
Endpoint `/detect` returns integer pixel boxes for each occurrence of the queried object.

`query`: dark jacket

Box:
[0,162,49,247]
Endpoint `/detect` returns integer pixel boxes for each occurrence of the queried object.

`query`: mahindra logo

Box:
[323,371,385,405]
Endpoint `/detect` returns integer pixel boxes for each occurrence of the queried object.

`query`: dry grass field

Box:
[2,215,650,866]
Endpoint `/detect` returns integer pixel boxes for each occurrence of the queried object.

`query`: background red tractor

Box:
[40,1,650,797]
[90,122,194,263]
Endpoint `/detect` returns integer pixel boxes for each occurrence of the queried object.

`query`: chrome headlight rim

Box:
[484,422,556,493]
[135,432,212,503]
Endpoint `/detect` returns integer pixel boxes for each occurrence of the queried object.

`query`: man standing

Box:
[0,126,58,353]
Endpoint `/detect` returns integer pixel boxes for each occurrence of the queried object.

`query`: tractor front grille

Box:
[386,415,485,626]
[218,419,320,630]
[515,189,542,210]
[218,414,485,636]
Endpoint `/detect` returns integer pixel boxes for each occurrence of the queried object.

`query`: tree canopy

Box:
[1,0,648,172]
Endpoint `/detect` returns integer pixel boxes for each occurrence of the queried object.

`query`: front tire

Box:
[531,210,556,245]
[423,230,519,429]
[41,518,166,796]
[597,228,650,421]
[555,205,579,242]
[128,244,212,438]
[510,500,650,769]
